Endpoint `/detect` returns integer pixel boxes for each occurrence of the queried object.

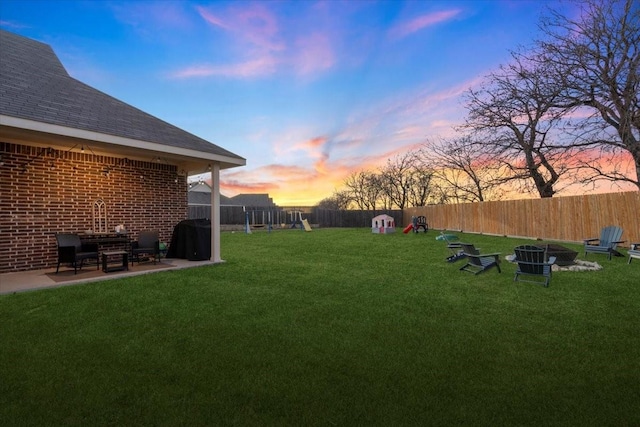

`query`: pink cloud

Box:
[112,2,192,34]
[0,20,30,29]
[221,161,342,204]
[291,33,336,76]
[221,180,277,195]
[170,56,277,79]
[224,164,312,181]
[389,9,461,40]
[196,7,230,30]
[175,3,336,80]
[292,136,328,151]
[234,5,281,49]
[196,3,284,51]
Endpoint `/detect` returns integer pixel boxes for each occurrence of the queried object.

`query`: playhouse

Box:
[372,214,396,234]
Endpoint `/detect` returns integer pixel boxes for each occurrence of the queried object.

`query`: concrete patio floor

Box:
[0,258,220,295]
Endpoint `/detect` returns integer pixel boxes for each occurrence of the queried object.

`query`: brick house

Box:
[0,30,245,273]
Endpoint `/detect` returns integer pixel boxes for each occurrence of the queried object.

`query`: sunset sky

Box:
[2,0,585,205]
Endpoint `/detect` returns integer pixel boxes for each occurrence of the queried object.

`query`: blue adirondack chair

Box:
[628,243,640,264]
[513,245,556,287]
[459,243,501,275]
[584,226,624,260]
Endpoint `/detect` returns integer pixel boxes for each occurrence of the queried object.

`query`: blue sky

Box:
[1,0,573,205]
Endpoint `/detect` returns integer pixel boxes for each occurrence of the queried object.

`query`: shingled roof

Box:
[0,30,245,168]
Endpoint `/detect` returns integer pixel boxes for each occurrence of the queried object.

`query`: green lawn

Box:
[1,229,639,426]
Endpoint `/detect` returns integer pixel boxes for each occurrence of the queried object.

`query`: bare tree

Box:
[379,153,417,209]
[317,190,352,210]
[538,0,640,189]
[343,171,382,210]
[427,137,505,202]
[407,158,436,207]
[463,53,577,198]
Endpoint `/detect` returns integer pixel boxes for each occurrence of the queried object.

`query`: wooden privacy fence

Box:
[405,191,640,247]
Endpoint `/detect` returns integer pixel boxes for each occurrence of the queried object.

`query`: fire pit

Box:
[541,243,579,266]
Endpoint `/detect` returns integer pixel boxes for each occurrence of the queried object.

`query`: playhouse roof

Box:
[372,214,394,220]
[0,30,245,171]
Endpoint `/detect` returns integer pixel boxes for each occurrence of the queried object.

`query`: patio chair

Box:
[628,243,640,264]
[414,215,428,233]
[436,232,466,262]
[584,225,624,260]
[459,243,501,275]
[131,230,160,265]
[55,233,99,274]
[513,245,556,287]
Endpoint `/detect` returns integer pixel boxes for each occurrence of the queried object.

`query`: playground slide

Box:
[302,219,312,232]
[403,224,413,234]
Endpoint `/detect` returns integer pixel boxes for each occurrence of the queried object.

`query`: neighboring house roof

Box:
[230,194,277,208]
[188,191,233,206]
[0,30,245,171]
[188,182,212,193]
[187,183,276,208]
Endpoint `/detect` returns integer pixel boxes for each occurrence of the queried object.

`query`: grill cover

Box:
[166,219,211,261]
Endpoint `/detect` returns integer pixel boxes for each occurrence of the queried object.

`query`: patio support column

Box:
[210,163,222,263]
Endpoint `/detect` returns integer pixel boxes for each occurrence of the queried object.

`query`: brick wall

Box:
[0,142,189,273]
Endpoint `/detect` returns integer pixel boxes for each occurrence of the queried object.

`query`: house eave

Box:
[0,115,246,173]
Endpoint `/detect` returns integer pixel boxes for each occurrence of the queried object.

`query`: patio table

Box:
[102,250,129,273]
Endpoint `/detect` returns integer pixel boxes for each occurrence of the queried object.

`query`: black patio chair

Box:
[55,233,99,274]
[131,230,160,265]
[513,245,556,287]
[459,243,501,275]
[414,215,428,233]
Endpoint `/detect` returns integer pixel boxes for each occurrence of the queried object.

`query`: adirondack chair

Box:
[459,243,501,274]
[513,245,556,287]
[55,233,99,274]
[437,232,466,262]
[628,243,640,264]
[584,226,624,260]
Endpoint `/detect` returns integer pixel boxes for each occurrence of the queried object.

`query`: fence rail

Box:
[404,191,640,246]
[189,206,403,229]
[191,192,638,245]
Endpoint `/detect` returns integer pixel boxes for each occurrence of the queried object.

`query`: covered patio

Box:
[0,30,245,275]
[0,257,216,295]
